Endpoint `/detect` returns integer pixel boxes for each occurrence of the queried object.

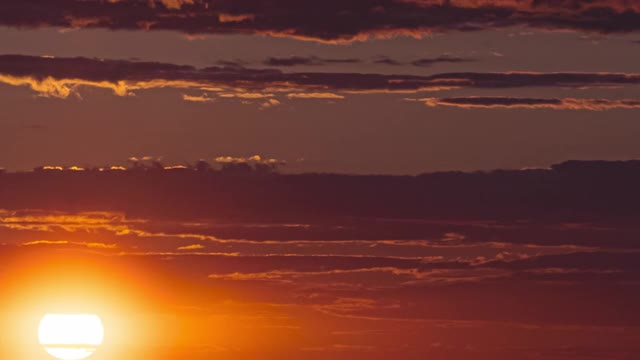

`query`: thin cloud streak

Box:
[263,56,362,66]
[411,56,476,67]
[416,97,640,110]
[287,93,345,99]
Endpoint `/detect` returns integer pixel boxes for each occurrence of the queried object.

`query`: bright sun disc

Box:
[38,314,104,360]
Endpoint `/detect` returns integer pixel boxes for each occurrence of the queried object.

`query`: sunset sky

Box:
[1,1,640,359]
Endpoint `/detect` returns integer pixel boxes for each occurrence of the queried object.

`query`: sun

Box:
[38,314,104,360]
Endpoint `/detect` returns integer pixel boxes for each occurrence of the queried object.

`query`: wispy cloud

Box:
[183,93,215,103]
[287,93,345,99]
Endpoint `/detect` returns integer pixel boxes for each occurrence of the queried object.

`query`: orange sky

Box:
[0,199,639,359]
[2,1,640,359]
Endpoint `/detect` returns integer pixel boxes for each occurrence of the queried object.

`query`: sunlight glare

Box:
[38,314,104,360]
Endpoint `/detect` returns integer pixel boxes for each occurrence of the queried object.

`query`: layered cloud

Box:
[2,206,639,330]
[3,160,640,358]
[2,55,640,103]
[2,1,640,42]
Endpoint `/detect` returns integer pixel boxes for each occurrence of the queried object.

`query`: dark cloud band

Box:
[1,1,640,42]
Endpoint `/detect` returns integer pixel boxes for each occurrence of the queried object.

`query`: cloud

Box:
[183,93,215,103]
[6,160,640,252]
[264,56,362,66]
[416,97,640,110]
[159,0,195,10]
[215,60,248,68]
[217,12,256,23]
[4,207,640,335]
[373,56,475,67]
[4,209,638,286]
[301,344,375,352]
[213,154,285,164]
[214,155,260,163]
[2,55,640,99]
[218,92,275,99]
[287,93,345,99]
[20,240,117,249]
[177,244,205,250]
[21,240,69,246]
[411,56,476,67]
[2,1,640,43]
[207,267,420,283]
[482,251,640,274]
[373,57,403,66]
[260,98,281,109]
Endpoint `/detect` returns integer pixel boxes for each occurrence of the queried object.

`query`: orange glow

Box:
[0,249,170,360]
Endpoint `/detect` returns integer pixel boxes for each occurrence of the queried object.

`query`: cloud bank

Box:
[1,55,640,104]
[2,1,640,42]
